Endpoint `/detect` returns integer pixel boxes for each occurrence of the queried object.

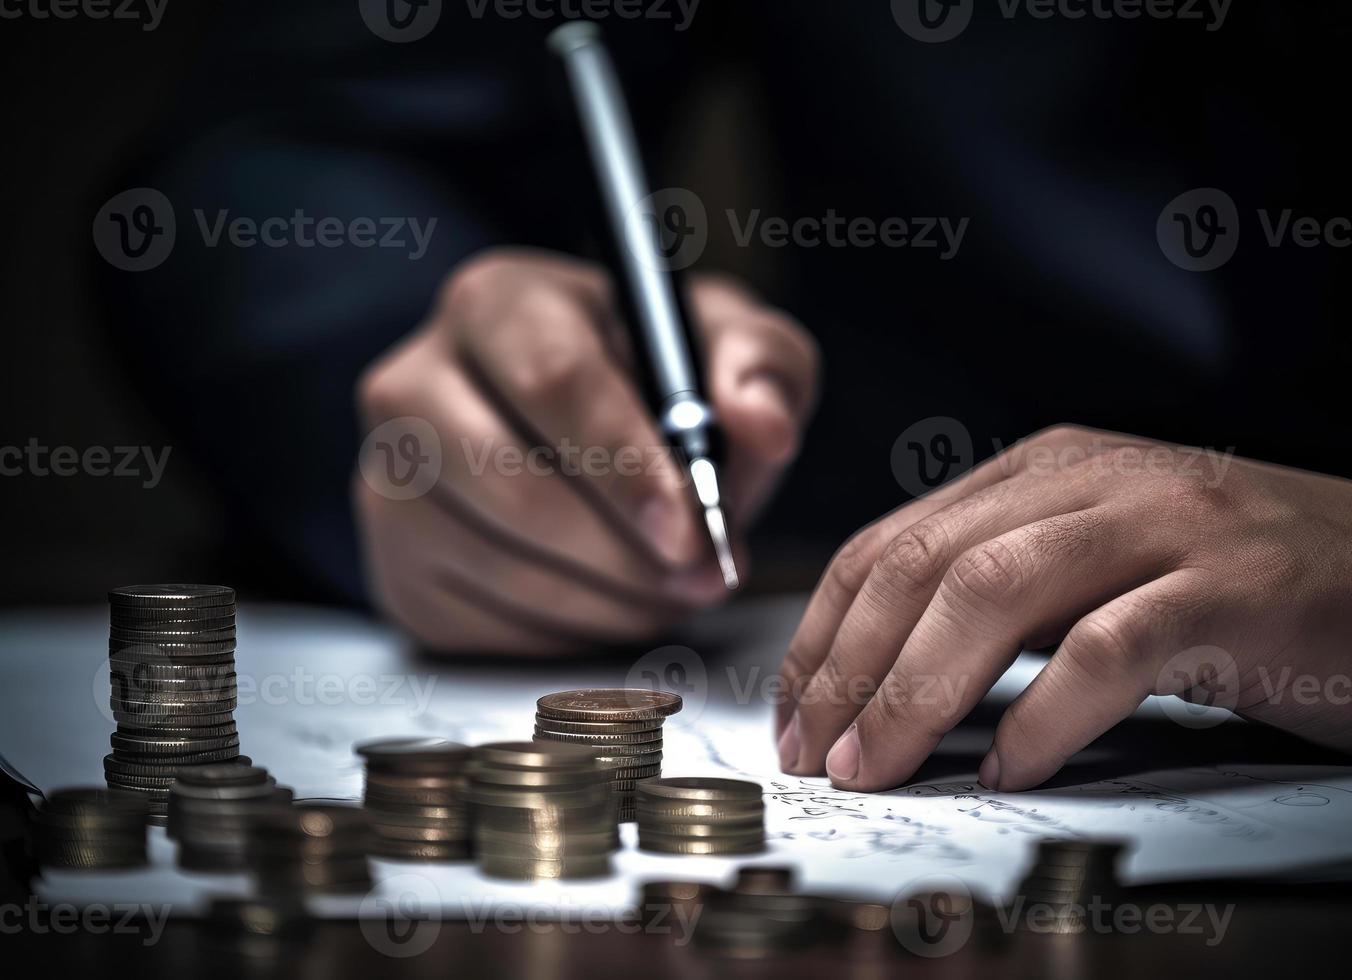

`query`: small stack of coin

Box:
[467,741,618,880]
[104,585,242,816]
[35,788,148,870]
[251,803,373,894]
[693,887,833,957]
[534,689,681,821]
[167,763,292,871]
[1014,838,1126,933]
[357,737,473,862]
[636,777,764,855]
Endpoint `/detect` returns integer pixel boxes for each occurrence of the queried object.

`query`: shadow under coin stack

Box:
[636,777,765,855]
[467,741,618,880]
[105,585,242,818]
[357,737,473,861]
[167,763,293,871]
[251,803,373,894]
[35,788,149,870]
[533,689,682,822]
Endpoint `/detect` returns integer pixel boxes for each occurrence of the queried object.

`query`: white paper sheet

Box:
[4,600,1351,916]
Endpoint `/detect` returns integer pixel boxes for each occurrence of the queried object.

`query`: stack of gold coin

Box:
[467,741,618,880]
[533,689,682,821]
[356,737,473,861]
[636,777,765,855]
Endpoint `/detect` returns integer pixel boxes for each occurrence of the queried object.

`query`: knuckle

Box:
[945,538,1026,610]
[504,329,594,402]
[869,676,912,729]
[823,532,879,599]
[798,657,845,713]
[1036,423,1087,445]
[1062,607,1144,680]
[439,248,517,313]
[874,522,950,595]
[355,359,403,423]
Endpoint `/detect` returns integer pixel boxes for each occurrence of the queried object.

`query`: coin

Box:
[636,777,761,803]
[372,840,473,862]
[471,766,609,789]
[109,613,237,633]
[109,626,238,644]
[355,737,472,772]
[108,584,236,607]
[473,741,601,770]
[636,803,764,823]
[112,731,241,755]
[112,697,239,715]
[532,718,664,736]
[109,603,238,623]
[638,832,765,856]
[478,854,611,881]
[109,639,237,660]
[536,689,682,723]
[43,787,150,819]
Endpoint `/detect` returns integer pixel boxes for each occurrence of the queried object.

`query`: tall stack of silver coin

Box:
[533,689,681,822]
[467,741,619,879]
[104,585,242,817]
[636,777,765,855]
[357,737,473,861]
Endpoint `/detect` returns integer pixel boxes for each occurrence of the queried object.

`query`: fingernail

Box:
[978,749,1001,791]
[635,495,689,565]
[739,375,796,461]
[825,724,860,783]
[777,712,801,773]
[740,374,793,419]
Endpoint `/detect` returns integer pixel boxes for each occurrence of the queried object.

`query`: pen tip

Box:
[704,506,740,591]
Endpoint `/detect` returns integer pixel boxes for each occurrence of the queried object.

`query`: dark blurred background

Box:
[2,1,1348,607]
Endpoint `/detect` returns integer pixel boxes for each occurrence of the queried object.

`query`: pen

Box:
[548,21,739,590]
